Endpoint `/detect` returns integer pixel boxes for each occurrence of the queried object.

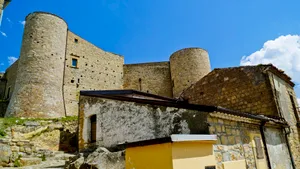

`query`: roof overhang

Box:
[117,134,218,148]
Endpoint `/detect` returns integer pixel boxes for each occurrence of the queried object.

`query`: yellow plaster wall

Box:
[125,143,173,169]
[172,142,216,169]
[222,160,247,169]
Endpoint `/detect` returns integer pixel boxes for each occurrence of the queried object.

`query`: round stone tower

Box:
[170,48,211,98]
[6,12,68,118]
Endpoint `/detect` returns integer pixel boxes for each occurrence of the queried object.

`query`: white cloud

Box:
[19,20,25,26]
[241,34,300,100]
[6,18,12,23]
[8,56,18,65]
[0,31,7,37]
[297,98,300,105]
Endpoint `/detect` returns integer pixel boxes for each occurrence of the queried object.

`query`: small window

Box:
[72,58,78,68]
[74,38,78,43]
[90,115,97,143]
[6,87,11,99]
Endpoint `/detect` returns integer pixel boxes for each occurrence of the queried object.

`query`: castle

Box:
[1,7,300,169]
[0,12,211,118]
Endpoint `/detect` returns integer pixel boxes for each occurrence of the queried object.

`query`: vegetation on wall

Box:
[0,116,78,138]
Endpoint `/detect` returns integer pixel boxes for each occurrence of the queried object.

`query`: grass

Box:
[0,116,78,138]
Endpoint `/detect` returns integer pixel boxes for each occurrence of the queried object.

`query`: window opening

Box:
[72,58,78,68]
[74,38,78,43]
[90,115,97,143]
[6,87,10,99]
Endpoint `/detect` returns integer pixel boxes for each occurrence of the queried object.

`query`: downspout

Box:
[259,121,272,169]
[283,127,296,169]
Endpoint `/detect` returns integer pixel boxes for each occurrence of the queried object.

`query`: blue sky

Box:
[0,0,300,100]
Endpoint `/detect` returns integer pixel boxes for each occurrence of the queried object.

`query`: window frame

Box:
[71,58,78,68]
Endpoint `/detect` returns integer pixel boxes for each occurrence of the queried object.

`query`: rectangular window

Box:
[90,115,97,143]
[6,87,10,99]
[72,58,78,68]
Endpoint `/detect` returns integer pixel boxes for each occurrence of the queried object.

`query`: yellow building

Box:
[123,134,218,169]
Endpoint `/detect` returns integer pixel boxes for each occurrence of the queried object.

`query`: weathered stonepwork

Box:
[170,48,211,97]
[183,64,300,168]
[6,12,68,118]
[123,62,173,97]
[78,90,291,169]
[0,12,212,117]
[78,95,209,149]
[0,117,78,167]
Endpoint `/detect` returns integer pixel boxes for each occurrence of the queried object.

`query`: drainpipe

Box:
[259,121,272,169]
[283,127,296,169]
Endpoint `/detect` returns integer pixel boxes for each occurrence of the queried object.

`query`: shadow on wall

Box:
[59,129,78,153]
[0,101,9,117]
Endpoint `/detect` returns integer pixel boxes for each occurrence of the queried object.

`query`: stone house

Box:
[183,64,300,169]
[78,89,291,169]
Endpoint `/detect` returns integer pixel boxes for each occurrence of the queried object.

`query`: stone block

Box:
[221,136,228,145]
[11,146,19,152]
[216,125,222,133]
[209,126,216,134]
[215,152,223,163]
[222,126,226,132]
[19,158,42,167]
[0,144,12,165]
[228,136,235,145]
[19,147,25,152]
[25,147,32,155]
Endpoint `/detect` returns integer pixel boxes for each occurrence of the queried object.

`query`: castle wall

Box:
[6,12,68,118]
[170,48,211,98]
[123,62,173,98]
[64,31,124,116]
[2,60,19,100]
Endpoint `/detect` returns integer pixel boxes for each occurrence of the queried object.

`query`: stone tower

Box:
[6,12,68,118]
[170,48,211,97]
[0,0,11,26]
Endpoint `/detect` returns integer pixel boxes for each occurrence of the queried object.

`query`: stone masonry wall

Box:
[268,72,300,168]
[1,60,19,100]
[123,62,173,97]
[0,117,78,167]
[207,113,265,169]
[64,31,124,116]
[183,66,279,117]
[170,48,211,98]
[78,95,209,150]
[6,12,67,118]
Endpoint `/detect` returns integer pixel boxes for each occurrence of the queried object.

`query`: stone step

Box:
[19,157,42,167]
[50,153,76,161]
